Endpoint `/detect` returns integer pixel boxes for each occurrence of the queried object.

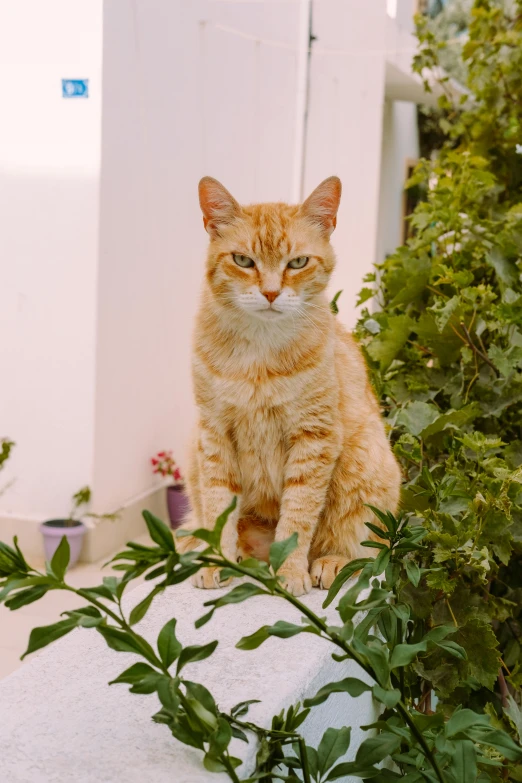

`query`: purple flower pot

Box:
[167,486,190,529]
[40,520,86,567]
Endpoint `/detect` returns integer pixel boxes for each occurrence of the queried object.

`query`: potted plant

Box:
[39,486,91,567]
[151,451,190,529]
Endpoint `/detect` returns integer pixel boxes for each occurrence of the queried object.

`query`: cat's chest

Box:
[211,359,314,410]
[232,407,287,497]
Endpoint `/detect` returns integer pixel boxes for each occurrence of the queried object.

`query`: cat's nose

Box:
[262,291,280,304]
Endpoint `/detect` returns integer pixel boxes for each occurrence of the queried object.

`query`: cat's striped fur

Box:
[177,176,401,596]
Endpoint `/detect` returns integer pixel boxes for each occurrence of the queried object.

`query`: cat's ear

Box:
[199,177,241,238]
[300,176,342,237]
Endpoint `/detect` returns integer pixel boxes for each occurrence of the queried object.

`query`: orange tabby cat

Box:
[177,176,401,596]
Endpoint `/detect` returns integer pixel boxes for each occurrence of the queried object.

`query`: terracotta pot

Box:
[40,519,86,567]
[166,486,190,529]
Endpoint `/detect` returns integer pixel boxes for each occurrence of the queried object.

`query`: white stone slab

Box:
[0,577,377,782]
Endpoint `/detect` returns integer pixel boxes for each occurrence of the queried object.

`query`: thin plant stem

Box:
[222,755,241,783]
[298,737,312,783]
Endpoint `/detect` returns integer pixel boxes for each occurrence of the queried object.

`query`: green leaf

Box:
[176,640,218,673]
[142,510,175,551]
[389,641,427,669]
[372,685,401,708]
[430,294,461,332]
[366,315,413,371]
[191,497,237,550]
[420,403,481,440]
[356,287,375,307]
[0,575,52,603]
[5,585,48,610]
[397,401,439,437]
[304,678,371,708]
[109,661,157,684]
[326,761,380,780]
[372,547,391,576]
[330,290,343,314]
[423,624,456,643]
[230,699,261,718]
[448,739,477,783]
[486,248,518,286]
[269,533,298,573]
[80,584,117,603]
[436,640,467,660]
[49,536,70,580]
[158,680,181,713]
[97,625,158,665]
[109,662,163,694]
[323,558,373,608]
[505,694,522,741]
[203,755,228,774]
[236,626,269,651]
[352,637,390,687]
[129,586,162,626]
[184,681,218,716]
[404,560,421,587]
[170,713,205,749]
[317,727,351,775]
[208,717,232,756]
[196,582,267,627]
[185,695,218,732]
[445,709,490,738]
[21,618,78,659]
[454,619,500,690]
[62,606,103,628]
[355,734,401,767]
[236,620,319,651]
[464,726,522,762]
[157,618,182,668]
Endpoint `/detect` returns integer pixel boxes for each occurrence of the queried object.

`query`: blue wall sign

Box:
[62,79,89,99]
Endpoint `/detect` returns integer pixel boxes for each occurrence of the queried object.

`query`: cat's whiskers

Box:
[294,305,321,333]
[303,299,330,314]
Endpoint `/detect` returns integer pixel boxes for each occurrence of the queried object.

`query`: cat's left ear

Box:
[300,176,342,237]
[199,177,241,238]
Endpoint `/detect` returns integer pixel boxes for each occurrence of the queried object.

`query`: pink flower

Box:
[151,450,183,484]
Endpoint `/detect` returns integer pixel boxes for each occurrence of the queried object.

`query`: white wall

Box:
[0,0,102,518]
[377,99,420,262]
[304,0,388,327]
[377,1,420,261]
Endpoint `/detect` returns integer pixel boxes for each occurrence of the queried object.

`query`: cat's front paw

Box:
[191,567,232,589]
[278,565,312,596]
[310,555,350,590]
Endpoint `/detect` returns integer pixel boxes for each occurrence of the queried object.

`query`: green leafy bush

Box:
[355,0,522,731]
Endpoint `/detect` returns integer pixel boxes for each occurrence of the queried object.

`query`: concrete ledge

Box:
[0,486,168,564]
[0,577,378,782]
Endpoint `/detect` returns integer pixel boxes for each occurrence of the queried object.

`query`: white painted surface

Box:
[0,578,377,782]
[0,0,102,517]
[377,99,420,262]
[304,0,388,327]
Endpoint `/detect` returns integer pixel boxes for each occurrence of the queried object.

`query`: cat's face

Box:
[199,177,341,322]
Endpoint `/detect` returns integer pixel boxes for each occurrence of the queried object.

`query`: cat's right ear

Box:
[198,177,241,238]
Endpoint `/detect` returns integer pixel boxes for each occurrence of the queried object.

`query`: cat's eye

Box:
[288,256,309,269]
[233,253,255,268]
